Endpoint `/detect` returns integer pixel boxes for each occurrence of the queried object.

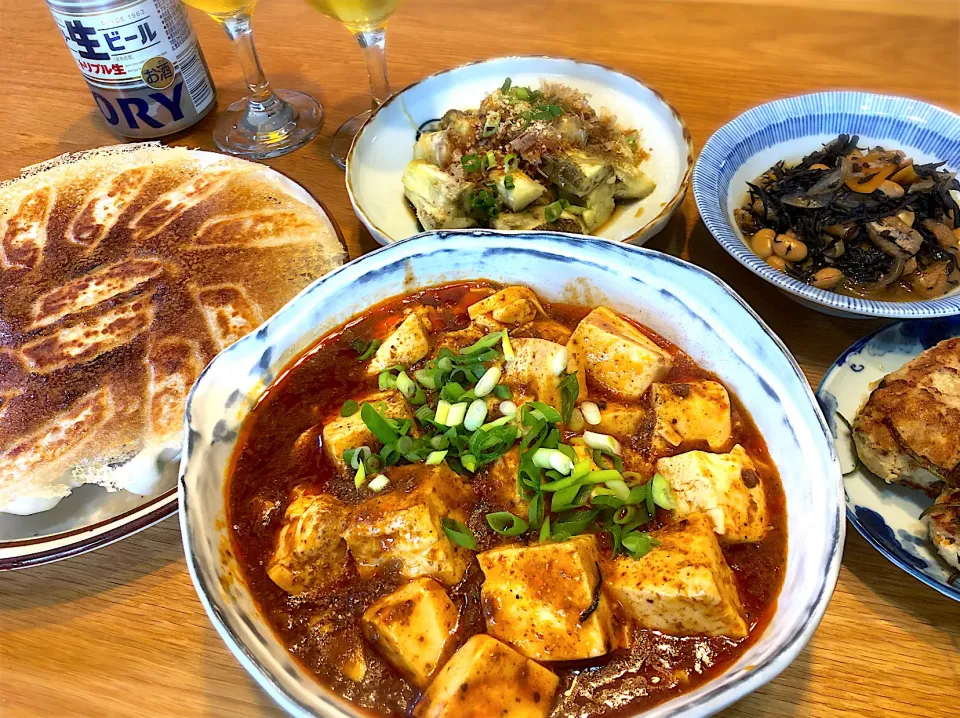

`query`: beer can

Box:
[46,0,217,138]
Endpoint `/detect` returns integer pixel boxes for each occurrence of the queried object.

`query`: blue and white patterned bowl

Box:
[817,317,960,602]
[179,230,843,717]
[693,91,960,319]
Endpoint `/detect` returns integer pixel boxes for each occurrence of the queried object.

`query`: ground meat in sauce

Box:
[227,281,787,718]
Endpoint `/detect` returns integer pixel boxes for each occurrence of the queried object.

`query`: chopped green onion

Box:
[430,434,448,450]
[378,371,397,390]
[532,448,574,475]
[460,331,504,355]
[539,515,551,542]
[503,154,518,174]
[552,509,600,539]
[621,531,657,558]
[512,86,530,101]
[559,372,579,425]
[352,338,382,361]
[524,402,562,424]
[565,203,585,215]
[487,511,528,537]
[503,174,515,191]
[367,474,390,492]
[464,399,489,432]
[440,381,466,402]
[360,403,400,444]
[493,384,512,400]
[580,401,601,425]
[475,365,503,397]
[484,151,497,169]
[461,153,482,172]
[500,77,512,93]
[569,407,585,432]
[613,506,636,525]
[625,483,648,505]
[435,399,451,426]
[395,371,416,399]
[544,201,564,223]
[651,473,676,510]
[441,517,477,550]
[446,401,469,427]
[425,450,448,465]
[499,400,518,416]
[551,484,584,512]
[340,399,359,417]
[480,415,513,431]
[502,330,515,362]
[409,387,427,405]
[460,454,478,472]
[606,479,630,502]
[354,461,367,489]
[482,112,501,138]
[414,368,439,389]
[583,431,622,456]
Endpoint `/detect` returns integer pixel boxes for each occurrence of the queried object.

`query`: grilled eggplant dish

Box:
[402,79,656,234]
[736,135,960,300]
[227,282,787,717]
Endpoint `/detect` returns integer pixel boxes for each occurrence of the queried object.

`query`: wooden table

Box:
[1,0,958,716]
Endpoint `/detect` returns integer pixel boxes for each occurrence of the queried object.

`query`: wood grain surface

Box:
[1,0,958,716]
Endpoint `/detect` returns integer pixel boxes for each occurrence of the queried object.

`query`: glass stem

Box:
[220,13,282,114]
[354,26,391,110]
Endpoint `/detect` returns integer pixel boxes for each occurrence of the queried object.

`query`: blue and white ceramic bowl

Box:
[693,91,960,319]
[180,231,843,717]
[817,317,960,602]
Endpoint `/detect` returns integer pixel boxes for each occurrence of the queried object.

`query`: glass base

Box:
[214,88,323,160]
[331,109,372,169]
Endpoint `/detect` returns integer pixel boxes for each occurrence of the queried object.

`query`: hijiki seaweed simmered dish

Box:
[736,135,960,300]
[227,283,786,718]
[402,79,656,234]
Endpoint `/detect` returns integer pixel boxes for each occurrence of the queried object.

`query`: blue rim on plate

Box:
[693,91,960,319]
[816,316,960,602]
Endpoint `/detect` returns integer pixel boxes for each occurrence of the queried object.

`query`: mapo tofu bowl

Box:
[180,231,842,718]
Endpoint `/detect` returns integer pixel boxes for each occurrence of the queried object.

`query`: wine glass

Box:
[181,0,323,159]
[306,0,405,168]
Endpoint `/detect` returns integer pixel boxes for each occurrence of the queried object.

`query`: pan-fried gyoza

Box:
[227,282,787,717]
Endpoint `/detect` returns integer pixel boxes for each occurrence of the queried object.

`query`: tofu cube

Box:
[479,447,529,515]
[656,445,767,544]
[362,577,460,687]
[468,286,545,327]
[368,312,431,375]
[489,170,546,212]
[567,307,672,400]
[477,535,615,661]
[542,150,614,197]
[343,463,474,585]
[267,492,349,594]
[580,180,616,232]
[604,513,748,638]
[414,634,559,718]
[651,380,733,452]
[592,401,647,439]
[321,390,415,476]
[612,161,656,200]
[502,338,568,412]
[402,160,477,231]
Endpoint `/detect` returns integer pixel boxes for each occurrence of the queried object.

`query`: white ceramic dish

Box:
[346,56,692,246]
[817,316,960,601]
[693,91,960,319]
[0,154,342,571]
[180,230,843,718]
